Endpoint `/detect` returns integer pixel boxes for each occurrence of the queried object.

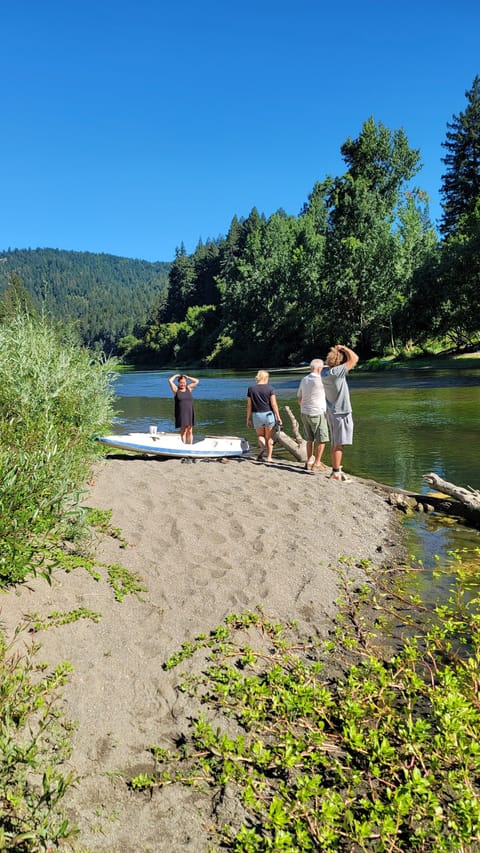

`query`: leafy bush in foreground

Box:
[132,575,480,851]
[0,632,76,851]
[0,314,117,584]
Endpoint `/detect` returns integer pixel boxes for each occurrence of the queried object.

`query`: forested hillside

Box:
[0,248,170,351]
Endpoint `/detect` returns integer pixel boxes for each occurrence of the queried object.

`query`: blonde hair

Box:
[256,370,269,382]
[326,347,344,367]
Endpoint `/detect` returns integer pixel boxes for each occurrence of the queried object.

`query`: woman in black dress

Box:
[168,373,199,444]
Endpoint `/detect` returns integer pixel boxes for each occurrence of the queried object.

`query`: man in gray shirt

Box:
[321,345,359,481]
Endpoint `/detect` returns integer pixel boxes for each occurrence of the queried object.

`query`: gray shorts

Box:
[301,412,329,443]
[326,411,353,446]
[252,411,275,429]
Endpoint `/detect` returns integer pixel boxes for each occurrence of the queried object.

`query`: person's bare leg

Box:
[265,427,274,461]
[330,445,344,479]
[185,426,193,445]
[314,442,326,467]
[256,428,267,459]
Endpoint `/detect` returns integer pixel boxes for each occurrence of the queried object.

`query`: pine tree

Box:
[0,272,36,320]
[440,75,480,237]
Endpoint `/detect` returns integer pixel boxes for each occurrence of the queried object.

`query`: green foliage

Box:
[25,608,102,631]
[106,564,147,602]
[319,118,435,354]
[132,575,480,851]
[136,118,438,366]
[205,334,234,367]
[0,314,117,584]
[0,634,77,851]
[440,75,480,238]
[400,75,480,350]
[116,333,143,360]
[0,248,170,351]
[84,507,128,547]
[407,202,480,349]
[0,272,37,320]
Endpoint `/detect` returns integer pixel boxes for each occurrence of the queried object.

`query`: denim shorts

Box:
[252,411,275,429]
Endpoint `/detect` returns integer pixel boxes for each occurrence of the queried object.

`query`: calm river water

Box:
[111,366,480,591]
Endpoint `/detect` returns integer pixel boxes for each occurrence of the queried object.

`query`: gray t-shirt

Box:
[321,364,351,414]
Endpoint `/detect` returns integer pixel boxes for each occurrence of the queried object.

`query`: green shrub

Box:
[0,314,117,584]
[131,576,480,851]
[0,632,77,851]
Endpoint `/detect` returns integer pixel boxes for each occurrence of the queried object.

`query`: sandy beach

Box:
[0,452,404,852]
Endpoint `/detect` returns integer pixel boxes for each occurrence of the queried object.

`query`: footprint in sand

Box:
[246,565,267,584]
[209,530,227,545]
[142,494,156,512]
[229,520,244,539]
[229,589,250,607]
[210,567,227,579]
[169,519,185,546]
[209,556,233,572]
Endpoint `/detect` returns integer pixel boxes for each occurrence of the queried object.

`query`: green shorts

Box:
[301,412,329,443]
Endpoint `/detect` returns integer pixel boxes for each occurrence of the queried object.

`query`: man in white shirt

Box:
[297,359,329,472]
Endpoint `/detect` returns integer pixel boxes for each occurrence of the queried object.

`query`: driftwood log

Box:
[423,473,480,509]
[370,472,480,529]
[273,405,307,462]
[422,472,480,527]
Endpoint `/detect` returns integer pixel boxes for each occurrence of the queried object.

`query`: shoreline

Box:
[0,454,405,852]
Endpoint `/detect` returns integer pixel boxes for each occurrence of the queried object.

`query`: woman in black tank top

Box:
[168,373,200,444]
[246,370,282,462]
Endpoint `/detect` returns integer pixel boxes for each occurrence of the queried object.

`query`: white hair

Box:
[310,358,324,371]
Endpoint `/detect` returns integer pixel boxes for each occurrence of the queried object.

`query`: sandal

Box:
[313,462,328,472]
[329,469,352,482]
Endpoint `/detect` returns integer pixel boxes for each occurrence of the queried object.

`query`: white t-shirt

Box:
[297,373,326,415]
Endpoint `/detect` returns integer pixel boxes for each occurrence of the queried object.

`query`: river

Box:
[110,366,480,592]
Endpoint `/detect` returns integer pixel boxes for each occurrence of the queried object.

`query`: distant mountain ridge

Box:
[0,247,171,350]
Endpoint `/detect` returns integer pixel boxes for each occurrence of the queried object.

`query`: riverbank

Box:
[0,453,404,852]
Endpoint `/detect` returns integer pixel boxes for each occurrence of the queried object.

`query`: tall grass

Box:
[0,313,117,584]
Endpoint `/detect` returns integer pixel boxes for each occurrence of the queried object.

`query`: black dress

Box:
[174,388,195,428]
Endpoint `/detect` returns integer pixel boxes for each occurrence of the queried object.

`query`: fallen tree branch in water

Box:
[422,472,480,526]
[273,405,307,462]
[361,473,480,529]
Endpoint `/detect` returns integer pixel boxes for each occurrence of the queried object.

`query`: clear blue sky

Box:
[1,0,478,263]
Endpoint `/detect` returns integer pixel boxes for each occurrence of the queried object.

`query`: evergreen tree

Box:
[161,243,196,322]
[321,118,430,353]
[423,201,480,348]
[0,272,37,320]
[440,75,480,238]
